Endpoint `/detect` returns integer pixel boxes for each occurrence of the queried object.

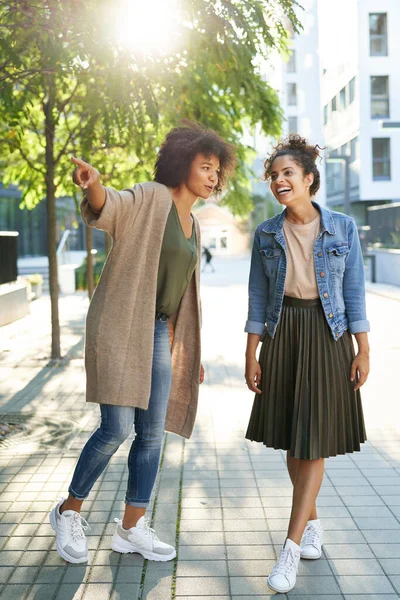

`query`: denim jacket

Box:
[245,202,370,340]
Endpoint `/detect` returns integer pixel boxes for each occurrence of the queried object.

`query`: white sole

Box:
[111,537,176,562]
[49,509,88,564]
[267,577,295,594]
[301,550,322,560]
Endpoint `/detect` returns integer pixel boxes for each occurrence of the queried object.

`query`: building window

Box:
[372,138,391,180]
[371,75,389,118]
[349,77,355,104]
[288,116,297,133]
[350,137,359,162]
[323,104,328,125]
[331,96,337,112]
[340,87,347,110]
[369,13,388,56]
[287,49,296,73]
[287,83,297,106]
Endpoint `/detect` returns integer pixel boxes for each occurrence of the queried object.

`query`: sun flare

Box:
[114,0,181,55]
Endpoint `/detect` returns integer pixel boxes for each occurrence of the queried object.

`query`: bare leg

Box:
[287,458,325,545]
[122,506,146,530]
[60,494,84,514]
[286,451,318,521]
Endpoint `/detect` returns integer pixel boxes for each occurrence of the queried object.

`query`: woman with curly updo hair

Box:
[49,122,236,565]
[245,135,370,594]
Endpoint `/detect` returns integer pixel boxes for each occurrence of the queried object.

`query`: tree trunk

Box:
[86,225,94,299]
[44,72,60,360]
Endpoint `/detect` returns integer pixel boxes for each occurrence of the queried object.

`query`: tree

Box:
[0,0,301,359]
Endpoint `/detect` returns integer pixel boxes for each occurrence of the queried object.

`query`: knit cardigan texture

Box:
[80,181,202,439]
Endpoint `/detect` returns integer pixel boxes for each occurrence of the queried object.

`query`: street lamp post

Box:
[326,155,351,216]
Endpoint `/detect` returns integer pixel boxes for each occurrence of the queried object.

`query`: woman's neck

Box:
[285,199,319,225]
[170,185,197,217]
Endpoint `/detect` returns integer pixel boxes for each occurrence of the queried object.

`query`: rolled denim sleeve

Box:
[245,228,268,335]
[343,219,370,334]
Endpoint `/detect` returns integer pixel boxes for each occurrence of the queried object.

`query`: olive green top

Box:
[156,202,198,316]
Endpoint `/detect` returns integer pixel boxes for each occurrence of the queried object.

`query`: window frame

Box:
[372,137,391,181]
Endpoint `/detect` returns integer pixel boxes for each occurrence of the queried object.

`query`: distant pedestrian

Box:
[202,246,215,272]
[244,135,370,594]
[48,122,235,565]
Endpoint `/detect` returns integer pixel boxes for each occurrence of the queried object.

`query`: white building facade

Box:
[320,0,400,224]
[251,0,326,207]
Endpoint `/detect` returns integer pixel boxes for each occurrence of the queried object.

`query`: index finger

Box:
[71,156,90,169]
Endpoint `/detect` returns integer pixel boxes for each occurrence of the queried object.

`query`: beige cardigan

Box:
[80,182,201,439]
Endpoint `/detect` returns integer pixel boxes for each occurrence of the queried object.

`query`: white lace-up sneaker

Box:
[111,516,176,562]
[49,498,90,564]
[267,538,301,594]
[301,519,323,560]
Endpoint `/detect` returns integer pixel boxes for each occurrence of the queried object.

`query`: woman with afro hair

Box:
[49,122,236,565]
[245,135,370,594]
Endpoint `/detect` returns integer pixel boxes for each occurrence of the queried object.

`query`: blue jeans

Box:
[69,319,172,508]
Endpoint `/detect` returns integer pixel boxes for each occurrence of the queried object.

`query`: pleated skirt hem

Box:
[245,296,367,460]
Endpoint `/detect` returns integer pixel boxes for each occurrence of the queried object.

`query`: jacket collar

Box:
[261,201,336,235]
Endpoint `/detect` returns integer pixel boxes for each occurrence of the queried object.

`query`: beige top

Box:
[80,182,202,440]
[283,215,320,299]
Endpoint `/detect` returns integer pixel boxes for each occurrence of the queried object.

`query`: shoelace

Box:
[273,547,297,577]
[69,512,90,542]
[302,525,321,547]
[142,517,159,541]
[114,517,159,541]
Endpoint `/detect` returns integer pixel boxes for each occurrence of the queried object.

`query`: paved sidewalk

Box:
[0,255,400,600]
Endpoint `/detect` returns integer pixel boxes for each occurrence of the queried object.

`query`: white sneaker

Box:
[301,519,323,560]
[267,538,301,594]
[49,498,90,564]
[111,516,176,562]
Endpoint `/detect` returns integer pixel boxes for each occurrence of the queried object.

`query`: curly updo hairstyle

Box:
[154,121,236,194]
[264,134,324,196]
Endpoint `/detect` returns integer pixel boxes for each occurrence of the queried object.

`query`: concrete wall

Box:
[371,248,400,285]
[0,281,30,326]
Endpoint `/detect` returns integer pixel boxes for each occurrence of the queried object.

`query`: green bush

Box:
[25,273,43,285]
[75,252,106,290]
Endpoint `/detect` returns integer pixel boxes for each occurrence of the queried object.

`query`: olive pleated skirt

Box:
[245,296,367,459]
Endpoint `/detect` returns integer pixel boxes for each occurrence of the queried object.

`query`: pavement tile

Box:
[0,584,31,600]
[176,560,228,577]
[36,566,65,584]
[225,532,271,546]
[336,575,395,594]
[111,583,140,600]
[62,566,89,583]
[223,519,268,532]
[179,531,225,545]
[0,566,14,583]
[114,566,142,583]
[8,566,40,584]
[81,583,113,600]
[379,558,400,575]
[371,544,400,558]
[178,545,228,561]
[362,530,400,544]
[0,551,23,566]
[343,596,399,600]
[179,519,223,532]
[328,558,384,575]
[175,576,230,596]
[25,584,59,599]
[323,544,375,559]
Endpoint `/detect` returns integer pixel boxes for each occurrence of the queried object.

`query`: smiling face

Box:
[269,155,314,206]
[185,153,220,200]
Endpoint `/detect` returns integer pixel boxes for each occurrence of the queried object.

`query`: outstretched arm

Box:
[72,156,106,214]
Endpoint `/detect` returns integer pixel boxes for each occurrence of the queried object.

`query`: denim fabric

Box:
[69,319,172,507]
[245,202,370,340]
